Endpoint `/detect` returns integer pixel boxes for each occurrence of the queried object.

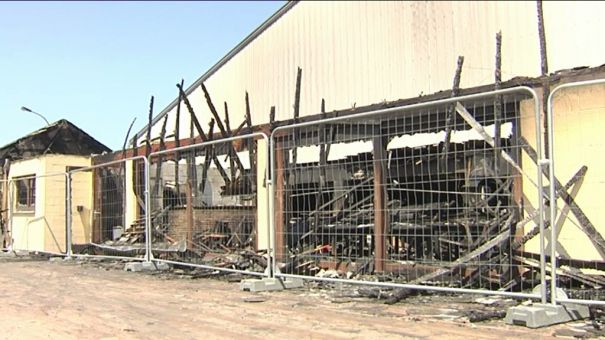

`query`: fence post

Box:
[547,78,605,305]
[144,158,152,262]
[65,172,73,258]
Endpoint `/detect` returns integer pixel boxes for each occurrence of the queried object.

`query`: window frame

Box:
[14,175,36,213]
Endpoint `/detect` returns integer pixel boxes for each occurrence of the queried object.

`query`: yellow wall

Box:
[548,84,605,261]
[43,155,92,253]
[521,84,605,262]
[9,157,46,252]
[8,155,92,254]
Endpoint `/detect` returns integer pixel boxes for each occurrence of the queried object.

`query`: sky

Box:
[0,1,284,150]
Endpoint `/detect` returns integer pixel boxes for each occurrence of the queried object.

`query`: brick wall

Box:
[167,206,256,246]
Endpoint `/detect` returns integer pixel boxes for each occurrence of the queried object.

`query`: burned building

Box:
[84,1,605,300]
[0,119,111,253]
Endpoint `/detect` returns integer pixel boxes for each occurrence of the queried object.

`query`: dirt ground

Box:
[0,255,596,339]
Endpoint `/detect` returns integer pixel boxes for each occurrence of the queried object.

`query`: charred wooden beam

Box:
[314,99,328,231]
[232,119,247,137]
[121,117,137,161]
[152,115,169,196]
[187,110,198,202]
[537,0,551,153]
[537,0,549,76]
[200,83,246,175]
[199,120,215,196]
[245,92,257,191]
[386,215,514,303]
[175,79,184,204]
[145,96,154,158]
[441,56,465,159]
[269,106,276,130]
[456,102,524,176]
[224,102,237,180]
[291,67,302,166]
[176,83,231,186]
[512,165,587,250]
[494,31,503,154]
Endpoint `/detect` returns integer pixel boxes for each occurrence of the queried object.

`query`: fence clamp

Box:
[538,159,550,167]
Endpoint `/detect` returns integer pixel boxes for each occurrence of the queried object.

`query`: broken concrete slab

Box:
[240,277,304,292]
[124,261,170,272]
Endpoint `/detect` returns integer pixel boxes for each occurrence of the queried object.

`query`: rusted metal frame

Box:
[441,56,465,160]
[200,83,246,176]
[177,83,231,186]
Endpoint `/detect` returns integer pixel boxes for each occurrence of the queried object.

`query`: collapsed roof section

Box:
[0,119,112,162]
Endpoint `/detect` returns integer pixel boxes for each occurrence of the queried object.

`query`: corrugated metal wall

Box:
[137,1,605,145]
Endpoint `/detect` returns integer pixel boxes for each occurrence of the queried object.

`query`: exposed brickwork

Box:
[167,206,256,245]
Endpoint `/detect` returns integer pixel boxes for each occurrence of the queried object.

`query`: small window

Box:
[15,176,35,212]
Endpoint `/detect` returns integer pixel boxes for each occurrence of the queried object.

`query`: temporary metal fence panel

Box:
[7,172,69,256]
[547,79,605,306]
[148,133,270,277]
[271,87,548,299]
[67,156,149,261]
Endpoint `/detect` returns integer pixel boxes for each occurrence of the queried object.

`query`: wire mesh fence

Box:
[547,80,605,305]
[7,173,69,255]
[148,133,270,276]
[68,157,149,260]
[271,87,546,298]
